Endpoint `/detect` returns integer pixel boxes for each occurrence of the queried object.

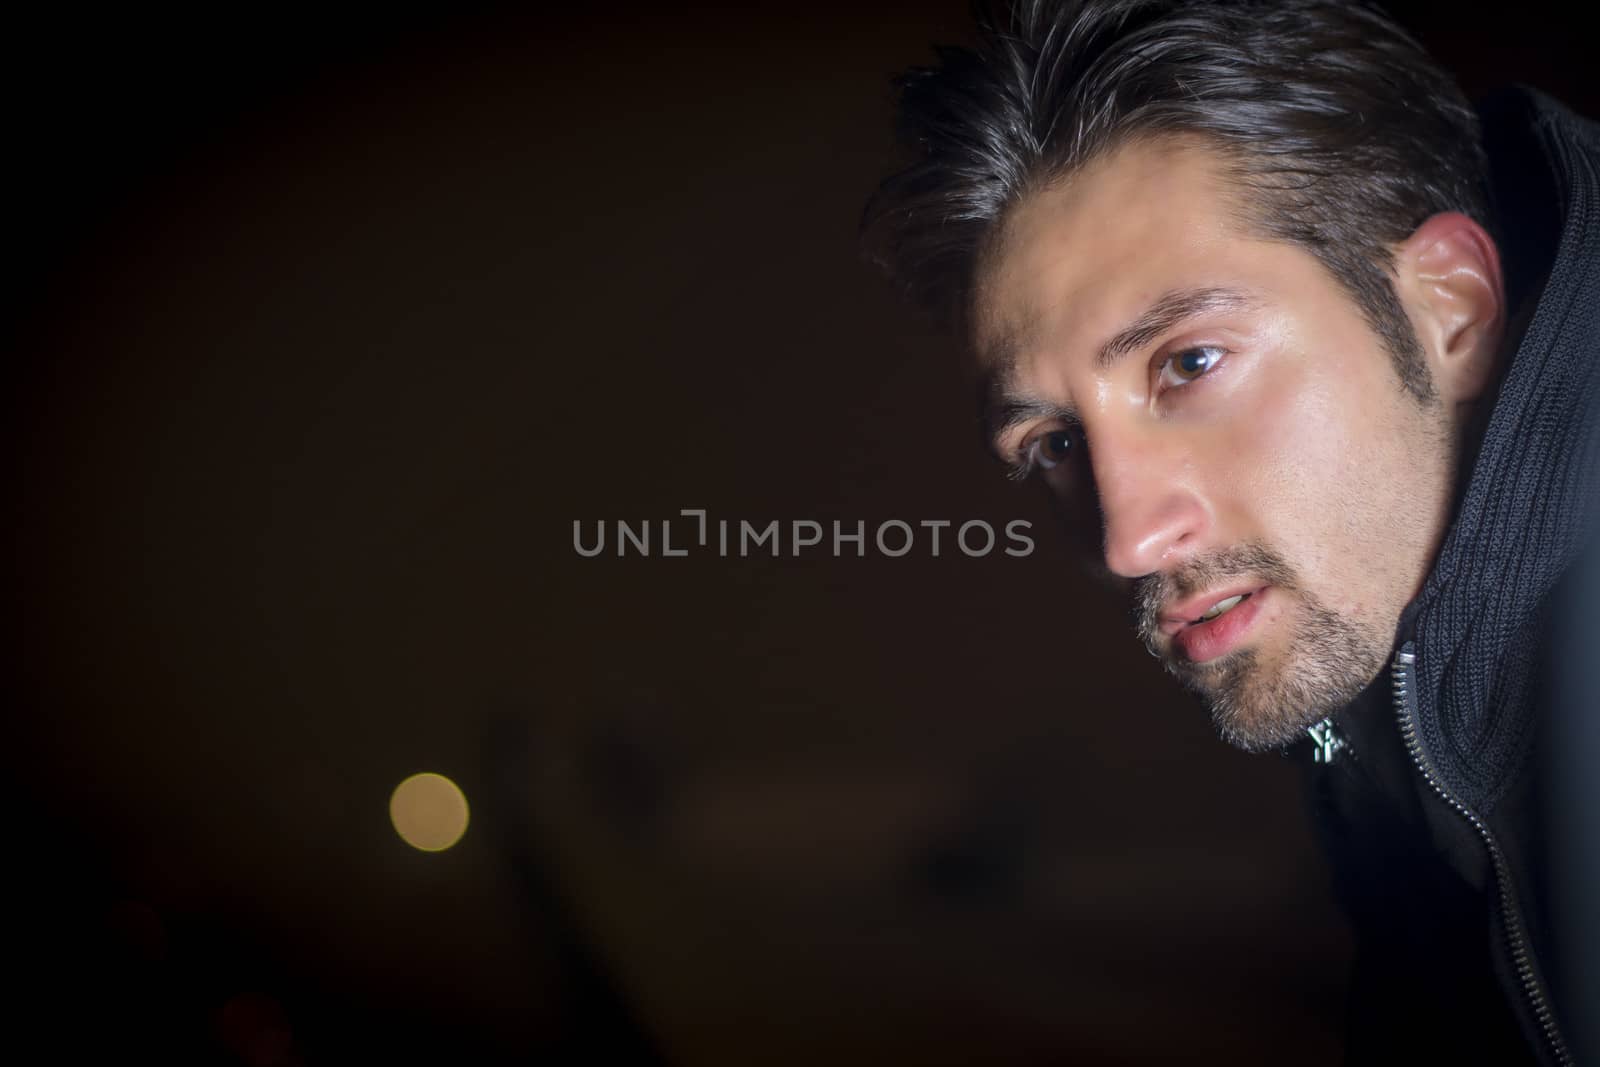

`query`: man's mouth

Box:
[1160,586,1269,663]
[1196,593,1248,621]
[1158,585,1263,635]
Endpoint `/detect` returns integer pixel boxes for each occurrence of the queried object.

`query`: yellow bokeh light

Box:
[389,772,469,852]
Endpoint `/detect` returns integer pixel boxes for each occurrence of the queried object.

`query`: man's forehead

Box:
[970,292,1040,384]
[971,136,1243,370]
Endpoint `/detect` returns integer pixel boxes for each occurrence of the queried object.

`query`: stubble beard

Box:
[1134,542,1390,753]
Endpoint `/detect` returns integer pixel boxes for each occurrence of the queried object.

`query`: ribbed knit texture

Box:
[1412,87,1600,816]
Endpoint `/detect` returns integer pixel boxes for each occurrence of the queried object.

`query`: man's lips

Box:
[1157,584,1268,637]
[1159,585,1270,664]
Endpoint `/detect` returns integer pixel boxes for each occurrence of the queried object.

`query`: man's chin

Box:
[1136,554,1392,753]
[1160,644,1257,698]
[1162,646,1341,753]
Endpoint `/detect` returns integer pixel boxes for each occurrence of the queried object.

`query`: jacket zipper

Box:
[1389,645,1574,1066]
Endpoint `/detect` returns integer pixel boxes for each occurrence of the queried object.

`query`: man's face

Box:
[974,136,1462,751]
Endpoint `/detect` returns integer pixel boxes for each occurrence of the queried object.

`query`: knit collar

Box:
[1401,85,1600,814]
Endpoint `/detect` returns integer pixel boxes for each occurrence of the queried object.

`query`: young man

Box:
[863,1,1600,1062]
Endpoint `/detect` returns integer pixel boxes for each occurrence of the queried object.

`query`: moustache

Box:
[1133,542,1300,654]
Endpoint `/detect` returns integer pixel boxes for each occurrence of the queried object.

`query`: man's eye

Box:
[1034,429,1074,468]
[1020,427,1077,475]
[1159,345,1225,388]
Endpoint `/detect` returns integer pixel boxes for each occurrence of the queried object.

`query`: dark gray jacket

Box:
[1307,85,1600,1067]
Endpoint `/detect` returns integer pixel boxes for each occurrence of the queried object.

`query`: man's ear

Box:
[1395,211,1506,406]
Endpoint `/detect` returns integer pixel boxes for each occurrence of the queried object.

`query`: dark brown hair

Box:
[862,0,1492,401]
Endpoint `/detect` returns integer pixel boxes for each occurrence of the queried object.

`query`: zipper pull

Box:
[1307,717,1348,764]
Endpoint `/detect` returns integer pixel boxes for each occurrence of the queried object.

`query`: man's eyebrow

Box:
[979,285,1257,453]
[979,386,1079,459]
[1096,285,1258,370]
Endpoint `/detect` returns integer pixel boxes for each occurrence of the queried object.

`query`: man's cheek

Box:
[1277,361,1355,479]
[1228,370,1357,558]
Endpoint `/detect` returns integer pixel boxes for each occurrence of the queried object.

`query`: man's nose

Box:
[1089,431,1211,579]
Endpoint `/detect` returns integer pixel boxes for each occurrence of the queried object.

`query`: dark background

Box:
[10,4,1594,1064]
